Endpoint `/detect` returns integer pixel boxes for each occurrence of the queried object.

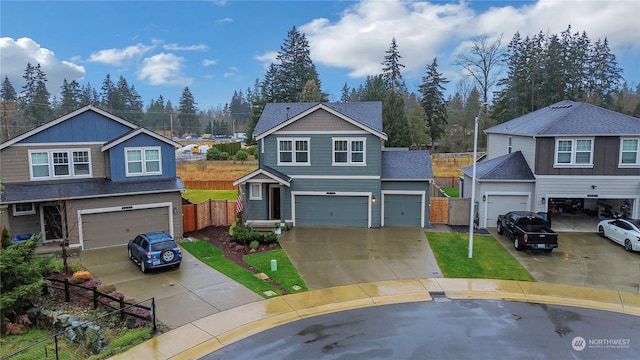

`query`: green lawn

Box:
[441,187,459,197]
[244,250,308,293]
[426,232,534,281]
[180,240,283,297]
[182,190,236,203]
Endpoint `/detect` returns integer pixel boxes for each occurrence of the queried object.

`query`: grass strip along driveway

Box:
[180,240,306,297]
[427,232,535,281]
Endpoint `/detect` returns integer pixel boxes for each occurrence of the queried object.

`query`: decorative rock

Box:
[292,285,302,291]
[254,273,269,280]
[263,290,277,297]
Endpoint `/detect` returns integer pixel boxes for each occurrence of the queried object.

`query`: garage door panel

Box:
[486,195,528,227]
[384,194,422,227]
[82,207,170,249]
[296,196,368,227]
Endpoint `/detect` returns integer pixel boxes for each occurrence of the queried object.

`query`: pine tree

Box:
[1,76,18,141]
[381,38,407,94]
[383,90,410,147]
[60,79,82,112]
[21,63,52,127]
[177,86,199,135]
[418,58,449,150]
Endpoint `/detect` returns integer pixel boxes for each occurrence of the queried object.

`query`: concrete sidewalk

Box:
[110,278,640,360]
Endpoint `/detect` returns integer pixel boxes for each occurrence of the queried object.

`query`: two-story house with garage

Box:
[461,100,640,230]
[233,101,433,228]
[0,105,184,250]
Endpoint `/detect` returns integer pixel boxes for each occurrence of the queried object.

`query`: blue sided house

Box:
[233,101,434,228]
[0,105,184,250]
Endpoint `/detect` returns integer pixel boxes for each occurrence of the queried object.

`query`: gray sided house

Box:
[233,102,433,228]
[461,100,640,229]
[0,105,184,250]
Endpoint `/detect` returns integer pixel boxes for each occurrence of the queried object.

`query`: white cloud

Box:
[137,53,192,86]
[300,0,640,80]
[164,43,208,51]
[224,66,239,78]
[88,43,155,65]
[202,59,218,66]
[0,37,85,93]
[255,51,278,70]
[216,17,233,24]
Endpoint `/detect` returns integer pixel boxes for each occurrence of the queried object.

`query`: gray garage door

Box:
[81,207,170,249]
[486,195,528,227]
[384,194,422,227]
[295,195,368,227]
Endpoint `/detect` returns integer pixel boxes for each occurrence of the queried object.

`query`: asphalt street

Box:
[204,298,639,359]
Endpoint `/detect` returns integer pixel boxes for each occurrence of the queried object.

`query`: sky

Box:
[1,0,639,111]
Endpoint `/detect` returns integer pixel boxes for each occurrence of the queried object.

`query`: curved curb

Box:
[110,279,640,360]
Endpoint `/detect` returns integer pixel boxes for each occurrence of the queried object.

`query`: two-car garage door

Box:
[294,195,369,227]
[81,206,171,250]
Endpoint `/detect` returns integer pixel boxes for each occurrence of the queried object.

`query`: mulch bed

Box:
[185,226,282,272]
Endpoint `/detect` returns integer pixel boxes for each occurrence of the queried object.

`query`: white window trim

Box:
[332,137,367,166]
[507,136,512,154]
[277,137,310,166]
[619,138,640,168]
[28,149,93,180]
[553,138,594,168]
[249,183,262,200]
[125,146,162,176]
[13,203,35,216]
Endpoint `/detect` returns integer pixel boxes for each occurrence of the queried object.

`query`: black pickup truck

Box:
[497,211,559,252]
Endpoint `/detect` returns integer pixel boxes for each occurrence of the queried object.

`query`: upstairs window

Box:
[126,147,162,176]
[29,149,92,180]
[277,138,310,165]
[554,138,593,167]
[620,138,639,166]
[333,138,366,165]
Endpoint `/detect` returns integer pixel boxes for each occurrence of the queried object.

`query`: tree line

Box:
[1,25,638,151]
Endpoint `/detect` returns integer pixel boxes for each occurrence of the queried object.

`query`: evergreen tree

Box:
[177,86,199,135]
[79,83,100,106]
[358,75,387,102]
[100,74,117,111]
[229,90,252,134]
[340,83,351,102]
[60,79,82,112]
[418,58,449,150]
[407,104,429,148]
[381,38,407,93]
[21,63,52,127]
[1,76,18,102]
[274,26,326,102]
[383,90,410,147]
[1,76,18,141]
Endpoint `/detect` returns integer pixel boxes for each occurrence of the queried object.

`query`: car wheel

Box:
[514,236,523,251]
[161,249,176,263]
[624,239,633,252]
[598,226,605,237]
[497,222,503,235]
[140,259,146,273]
[128,248,133,260]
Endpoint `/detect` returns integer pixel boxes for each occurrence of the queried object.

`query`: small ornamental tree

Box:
[0,233,56,331]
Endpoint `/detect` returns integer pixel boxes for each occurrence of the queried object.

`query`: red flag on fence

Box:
[236,186,244,213]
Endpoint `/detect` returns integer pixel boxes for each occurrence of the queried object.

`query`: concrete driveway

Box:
[487,228,640,293]
[80,245,262,329]
[278,227,442,290]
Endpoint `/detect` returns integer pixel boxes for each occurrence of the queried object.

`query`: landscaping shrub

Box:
[70,270,93,284]
[206,147,230,160]
[235,149,249,161]
[249,240,260,251]
[247,146,257,156]
[211,141,241,156]
[263,232,278,244]
[1,227,12,248]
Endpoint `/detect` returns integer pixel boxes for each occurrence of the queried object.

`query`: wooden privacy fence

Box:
[182,180,236,190]
[183,199,237,232]
[434,176,460,188]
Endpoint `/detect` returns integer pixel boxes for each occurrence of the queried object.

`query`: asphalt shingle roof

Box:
[485,100,640,136]
[1,178,184,204]
[461,151,534,181]
[253,102,383,136]
[381,150,433,180]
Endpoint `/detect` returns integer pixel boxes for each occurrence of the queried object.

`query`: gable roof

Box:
[0,105,138,150]
[101,127,182,151]
[461,151,534,181]
[381,150,433,180]
[253,102,387,141]
[232,165,292,187]
[485,100,640,136]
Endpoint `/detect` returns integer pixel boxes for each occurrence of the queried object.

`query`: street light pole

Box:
[468,104,484,259]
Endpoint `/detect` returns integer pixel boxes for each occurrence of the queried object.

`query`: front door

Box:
[269,186,281,220]
[42,205,64,241]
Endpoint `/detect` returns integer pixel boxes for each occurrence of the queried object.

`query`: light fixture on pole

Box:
[468,104,485,259]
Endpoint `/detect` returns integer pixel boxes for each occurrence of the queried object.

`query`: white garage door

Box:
[485,195,529,228]
[81,207,170,250]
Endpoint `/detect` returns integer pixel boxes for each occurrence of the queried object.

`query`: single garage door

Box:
[485,195,529,227]
[384,194,422,227]
[82,207,170,249]
[295,195,368,227]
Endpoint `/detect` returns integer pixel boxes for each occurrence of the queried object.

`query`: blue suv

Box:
[128,232,182,273]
